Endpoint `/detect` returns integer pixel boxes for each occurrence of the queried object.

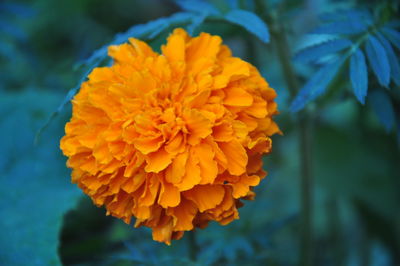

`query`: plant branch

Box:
[271,19,314,266]
[188,230,198,261]
[298,111,314,266]
[272,22,299,97]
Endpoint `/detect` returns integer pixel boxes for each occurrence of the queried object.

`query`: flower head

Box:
[60,28,280,244]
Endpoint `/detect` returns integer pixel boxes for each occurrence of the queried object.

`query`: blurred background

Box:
[0,0,399,265]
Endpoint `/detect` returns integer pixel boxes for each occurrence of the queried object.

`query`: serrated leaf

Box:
[174,0,220,15]
[224,9,269,43]
[382,27,400,51]
[186,13,207,35]
[290,56,345,112]
[365,35,390,87]
[0,91,82,265]
[350,49,368,104]
[311,20,368,35]
[319,9,372,24]
[368,90,395,132]
[295,38,352,63]
[376,33,400,86]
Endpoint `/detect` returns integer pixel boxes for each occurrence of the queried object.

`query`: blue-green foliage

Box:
[187,13,207,35]
[173,0,269,43]
[291,8,400,135]
[365,35,390,87]
[318,9,373,24]
[0,3,33,41]
[350,49,368,104]
[312,9,372,35]
[0,19,26,41]
[174,0,221,15]
[224,9,269,43]
[291,56,345,112]
[0,2,34,58]
[227,0,239,9]
[0,92,82,265]
[294,39,352,64]
[368,90,395,132]
[311,20,368,35]
[382,27,400,50]
[377,33,400,86]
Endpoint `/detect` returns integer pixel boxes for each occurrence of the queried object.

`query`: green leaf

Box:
[186,13,207,35]
[227,0,239,9]
[294,38,352,63]
[174,0,220,15]
[224,9,269,43]
[365,35,390,87]
[368,90,395,132]
[290,56,345,112]
[311,20,368,35]
[0,91,82,265]
[376,33,400,86]
[382,27,400,51]
[319,9,372,24]
[350,49,368,104]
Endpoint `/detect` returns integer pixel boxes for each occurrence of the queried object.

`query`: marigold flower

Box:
[60,28,280,244]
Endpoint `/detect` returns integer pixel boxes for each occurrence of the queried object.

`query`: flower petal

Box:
[133,135,164,155]
[218,140,248,175]
[176,152,201,191]
[192,143,218,184]
[213,58,250,88]
[144,147,173,173]
[223,87,253,107]
[165,151,188,184]
[167,198,197,231]
[183,108,212,145]
[158,180,181,208]
[230,174,260,198]
[162,31,186,62]
[186,33,222,62]
[183,184,225,212]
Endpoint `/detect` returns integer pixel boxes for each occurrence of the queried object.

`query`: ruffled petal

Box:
[144,147,173,173]
[218,140,248,175]
[183,184,225,212]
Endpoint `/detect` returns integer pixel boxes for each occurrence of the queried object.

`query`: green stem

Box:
[272,21,314,266]
[188,231,198,261]
[327,197,345,266]
[298,111,314,266]
[272,22,299,97]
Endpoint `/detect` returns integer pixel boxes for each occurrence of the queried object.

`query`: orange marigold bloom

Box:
[60,28,280,244]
